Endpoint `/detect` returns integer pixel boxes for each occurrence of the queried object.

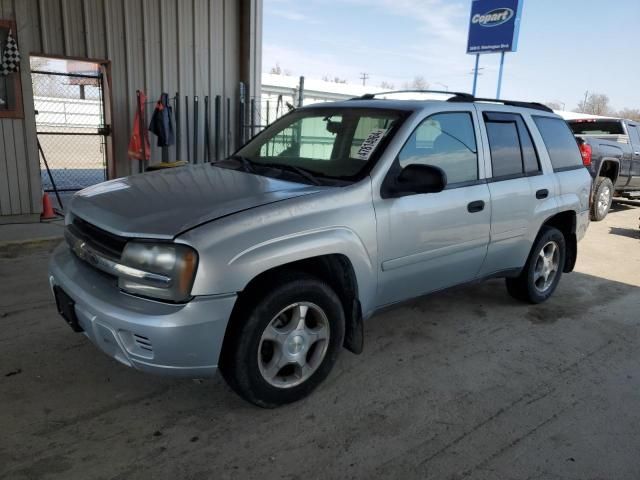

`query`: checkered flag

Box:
[1,29,20,76]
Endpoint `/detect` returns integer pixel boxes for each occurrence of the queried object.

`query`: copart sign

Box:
[467,0,522,54]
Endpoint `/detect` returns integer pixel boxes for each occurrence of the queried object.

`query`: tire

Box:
[505,226,566,304]
[590,176,614,221]
[219,272,345,408]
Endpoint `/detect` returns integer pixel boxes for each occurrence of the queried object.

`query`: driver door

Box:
[373,108,491,307]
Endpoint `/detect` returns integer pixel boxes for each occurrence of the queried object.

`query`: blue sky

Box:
[263,0,640,111]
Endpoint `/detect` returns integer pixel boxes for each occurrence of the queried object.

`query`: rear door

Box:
[477,108,557,276]
[626,123,640,188]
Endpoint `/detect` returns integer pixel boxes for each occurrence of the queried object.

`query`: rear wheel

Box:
[506,226,566,304]
[220,272,345,408]
[591,176,614,221]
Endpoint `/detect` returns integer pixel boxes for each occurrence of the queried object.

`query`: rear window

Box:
[533,117,583,171]
[568,120,625,135]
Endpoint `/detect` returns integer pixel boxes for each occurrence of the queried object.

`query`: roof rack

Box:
[355,89,474,101]
[353,89,554,113]
[448,96,554,113]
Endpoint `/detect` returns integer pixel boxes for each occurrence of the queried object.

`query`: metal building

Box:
[0,0,262,223]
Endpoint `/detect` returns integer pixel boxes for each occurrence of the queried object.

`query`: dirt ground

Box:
[1,203,639,480]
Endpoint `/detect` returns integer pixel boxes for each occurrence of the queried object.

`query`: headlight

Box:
[118,242,198,302]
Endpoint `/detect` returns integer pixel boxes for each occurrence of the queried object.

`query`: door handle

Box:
[467,200,485,213]
[536,189,549,199]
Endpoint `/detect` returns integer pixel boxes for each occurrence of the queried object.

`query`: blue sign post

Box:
[467,0,523,99]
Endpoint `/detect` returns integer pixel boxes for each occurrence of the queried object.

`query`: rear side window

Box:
[484,112,540,179]
[533,116,583,171]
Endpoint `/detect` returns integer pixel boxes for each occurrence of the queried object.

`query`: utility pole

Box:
[360,72,369,86]
[582,90,589,111]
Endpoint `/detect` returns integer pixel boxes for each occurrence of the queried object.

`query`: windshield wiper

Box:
[227,155,257,173]
[259,163,323,186]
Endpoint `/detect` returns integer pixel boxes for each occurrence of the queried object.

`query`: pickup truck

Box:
[50,93,591,407]
[567,118,640,220]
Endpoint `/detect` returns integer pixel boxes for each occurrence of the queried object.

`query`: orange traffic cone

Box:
[41,192,57,220]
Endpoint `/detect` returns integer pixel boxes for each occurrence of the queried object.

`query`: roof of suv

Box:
[300,90,555,115]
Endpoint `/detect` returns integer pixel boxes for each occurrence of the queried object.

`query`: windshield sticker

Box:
[355,128,388,160]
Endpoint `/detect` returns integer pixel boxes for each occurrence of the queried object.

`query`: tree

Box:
[269,63,291,76]
[576,92,613,116]
[402,76,429,90]
[321,75,347,84]
[617,108,640,122]
[544,101,563,111]
[380,81,395,89]
[270,63,282,75]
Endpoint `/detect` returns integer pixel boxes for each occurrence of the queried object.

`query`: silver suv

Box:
[49,92,592,407]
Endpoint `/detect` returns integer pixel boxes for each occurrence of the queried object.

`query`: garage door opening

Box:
[30,55,112,205]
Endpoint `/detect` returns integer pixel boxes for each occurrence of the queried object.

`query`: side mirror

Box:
[394,164,447,195]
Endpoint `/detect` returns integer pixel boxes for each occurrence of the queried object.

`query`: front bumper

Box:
[49,244,236,377]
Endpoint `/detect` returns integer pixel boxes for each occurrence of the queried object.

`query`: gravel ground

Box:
[1,203,639,480]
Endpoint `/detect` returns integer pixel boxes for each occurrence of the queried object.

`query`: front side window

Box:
[534,116,583,170]
[235,108,403,183]
[398,112,478,185]
[484,112,540,179]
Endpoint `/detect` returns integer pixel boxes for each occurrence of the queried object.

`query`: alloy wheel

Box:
[533,241,560,293]
[257,302,330,388]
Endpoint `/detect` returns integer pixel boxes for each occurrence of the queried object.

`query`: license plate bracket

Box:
[54,286,83,332]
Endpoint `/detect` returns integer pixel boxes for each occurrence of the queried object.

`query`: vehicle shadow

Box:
[609,226,639,239]
[612,199,640,211]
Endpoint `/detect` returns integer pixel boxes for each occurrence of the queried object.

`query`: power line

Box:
[360,72,370,86]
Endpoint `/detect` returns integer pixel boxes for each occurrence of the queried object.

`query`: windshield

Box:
[226,108,404,184]
[568,120,625,135]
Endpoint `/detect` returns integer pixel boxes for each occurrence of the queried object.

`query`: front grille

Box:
[67,215,127,260]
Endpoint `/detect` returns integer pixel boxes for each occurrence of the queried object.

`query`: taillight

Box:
[579,143,592,166]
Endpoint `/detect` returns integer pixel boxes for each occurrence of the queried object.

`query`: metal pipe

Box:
[138,90,146,172]
[204,95,210,163]
[174,91,180,162]
[193,96,199,164]
[238,82,246,146]
[496,52,506,100]
[185,95,190,162]
[214,95,221,161]
[250,98,256,139]
[472,54,480,97]
[226,97,231,157]
[298,76,305,107]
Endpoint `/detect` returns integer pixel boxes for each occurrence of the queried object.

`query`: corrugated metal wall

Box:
[0,0,261,220]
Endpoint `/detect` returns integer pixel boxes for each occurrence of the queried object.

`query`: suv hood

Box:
[69,164,325,239]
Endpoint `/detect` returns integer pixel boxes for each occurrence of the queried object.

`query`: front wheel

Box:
[506,226,566,304]
[220,272,345,408]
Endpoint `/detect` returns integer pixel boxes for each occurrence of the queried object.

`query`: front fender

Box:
[228,227,377,309]
[186,226,377,315]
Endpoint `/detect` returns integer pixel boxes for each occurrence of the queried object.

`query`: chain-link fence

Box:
[32,70,108,191]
